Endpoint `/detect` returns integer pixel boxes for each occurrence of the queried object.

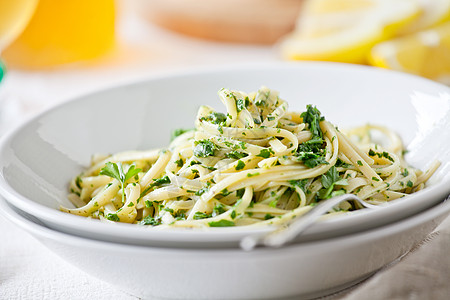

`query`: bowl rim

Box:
[0,61,449,243]
[1,194,449,253]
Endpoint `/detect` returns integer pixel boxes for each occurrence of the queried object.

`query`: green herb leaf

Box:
[300,105,324,138]
[193,211,211,220]
[175,158,184,167]
[318,166,348,199]
[235,160,245,171]
[140,215,162,226]
[225,150,248,159]
[100,162,122,182]
[193,140,218,158]
[264,214,274,220]
[195,186,209,196]
[288,179,308,192]
[106,213,120,222]
[213,203,227,216]
[200,112,227,125]
[257,148,274,158]
[171,128,194,141]
[124,164,141,182]
[100,162,142,203]
[208,219,235,227]
[295,137,328,168]
[368,149,394,162]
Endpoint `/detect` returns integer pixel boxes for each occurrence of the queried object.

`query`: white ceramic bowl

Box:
[1,195,449,299]
[0,62,450,248]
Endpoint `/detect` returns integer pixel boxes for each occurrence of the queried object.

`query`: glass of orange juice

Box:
[0,0,38,132]
[2,0,115,69]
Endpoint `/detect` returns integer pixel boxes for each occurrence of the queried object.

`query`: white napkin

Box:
[328,214,450,300]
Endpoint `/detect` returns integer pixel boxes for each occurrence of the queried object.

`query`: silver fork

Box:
[240,194,380,251]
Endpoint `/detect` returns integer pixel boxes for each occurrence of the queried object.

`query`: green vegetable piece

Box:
[318,166,348,199]
[100,162,142,203]
[195,186,209,196]
[264,214,274,220]
[300,105,324,139]
[193,140,218,158]
[208,219,235,227]
[193,211,211,220]
[201,112,227,125]
[225,150,248,159]
[140,215,162,226]
[171,128,194,141]
[213,203,227,216]
[235,160,245,171]
[257,148,274,158]
[106,213,120,222]
[288,179,308,192]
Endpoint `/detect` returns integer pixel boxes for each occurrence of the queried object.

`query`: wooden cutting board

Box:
[139,0,304,44]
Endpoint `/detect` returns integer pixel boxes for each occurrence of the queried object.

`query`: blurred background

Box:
[0,0,449,132]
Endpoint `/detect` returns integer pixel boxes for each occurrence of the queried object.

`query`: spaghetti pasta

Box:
[61,86,439,228]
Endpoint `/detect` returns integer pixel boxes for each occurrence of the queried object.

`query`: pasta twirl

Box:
[61,86,439,228]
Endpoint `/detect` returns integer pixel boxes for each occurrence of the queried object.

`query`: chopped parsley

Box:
[174,158,184,167]
[208,219,235,227]
[288,179,308,192]
[264,214,274,220]
[106,213,120,222]
[221,188,232,196]
[193,140,218,158]
[247,172,260,177]
[225,150,248,159]
[213,203,227,216]
[317,166,348,199]
[195,186,209,196]
[257,148,274,158]
[336,158,351,168]
[171,128,193,141]
[140,176,171,197]
[200,112,227,125]
[236,189,245,198]
[235,160,246,170]
[300,105,324,139]
[236,97,250,112]
[140,215,162,226]
[193,211,211,220]
[368,149,394,162]
[100,162,141,203]
[295,136,328,168]
[75,176,83,189]
[401,168,409,177]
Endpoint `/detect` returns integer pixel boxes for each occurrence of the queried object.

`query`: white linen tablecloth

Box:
[1,4,450,299]
[1,211,449,299]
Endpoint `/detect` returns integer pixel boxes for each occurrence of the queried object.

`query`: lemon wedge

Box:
[398,0,450,35]
[280,0,420,63]
[369,21,450,84]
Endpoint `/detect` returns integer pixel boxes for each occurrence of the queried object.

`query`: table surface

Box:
[1,4,450,300]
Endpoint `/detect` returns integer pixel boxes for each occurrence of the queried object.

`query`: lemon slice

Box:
[369,21,450,84]
[280,0,420,63]
[398,0,450,35]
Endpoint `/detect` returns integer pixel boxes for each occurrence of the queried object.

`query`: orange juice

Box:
[2,0,115,69]
[0,0,38,50]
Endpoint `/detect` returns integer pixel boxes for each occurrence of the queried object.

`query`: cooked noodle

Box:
[61,86,439,228]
